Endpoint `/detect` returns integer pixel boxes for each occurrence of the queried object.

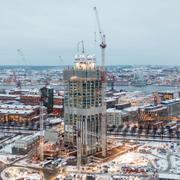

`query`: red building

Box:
[0,94,19,102]
[52,96,64,117]
[53,96,64,106]
[20,94,41,105]
[53,105,63,117]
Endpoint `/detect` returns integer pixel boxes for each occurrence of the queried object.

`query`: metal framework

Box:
[93,6,107,157]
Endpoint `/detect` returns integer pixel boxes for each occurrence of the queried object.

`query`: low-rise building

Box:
[106,108,127,127]
[157,90,180,101]
[12,133,40,155]
[161,98,180,116]
[0,94,19,102]
[0,104,41,123]
[20,94,41,105]
[53,105,63,117]
[138,105,168,122]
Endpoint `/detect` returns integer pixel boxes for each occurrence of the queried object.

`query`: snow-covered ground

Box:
[0,154,23,165]
[97,141,180,178]
[1,167,43,180]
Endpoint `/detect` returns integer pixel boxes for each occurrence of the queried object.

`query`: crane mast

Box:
[77,40,85,53]
[93,6,107,157]
[17,49,28,68]
[17,49,29,87]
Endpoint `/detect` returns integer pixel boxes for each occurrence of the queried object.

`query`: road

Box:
[108,135,180,143]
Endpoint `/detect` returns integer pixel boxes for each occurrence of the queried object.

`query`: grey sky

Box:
[0,0,180,66]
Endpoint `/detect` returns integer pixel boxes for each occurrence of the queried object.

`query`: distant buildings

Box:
[138,105,168,122]
[20,94,41,105]
[161,99,180,116]
[106,108,126,127]
[0,104,40,123]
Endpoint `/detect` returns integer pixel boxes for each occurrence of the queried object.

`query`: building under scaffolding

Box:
[63,54,106,161]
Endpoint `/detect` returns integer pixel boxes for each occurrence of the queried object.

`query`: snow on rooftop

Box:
[0,104,39,109]
[0,94,18,97]
[107,108,122,113]
[159,173,180,179]
[123,106,139,112]
[53,105,63,109]
[0,109,34,115]
[161,98,180,104]
[54,95,64,99]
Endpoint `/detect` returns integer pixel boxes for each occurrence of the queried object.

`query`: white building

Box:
[107,108,127,127]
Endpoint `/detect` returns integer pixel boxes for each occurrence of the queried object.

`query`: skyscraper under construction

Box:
[63,53,106,161]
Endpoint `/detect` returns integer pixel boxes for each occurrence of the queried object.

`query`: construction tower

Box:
[64,53,107,165]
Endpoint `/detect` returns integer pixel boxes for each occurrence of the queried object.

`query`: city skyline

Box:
[1,0,180,66]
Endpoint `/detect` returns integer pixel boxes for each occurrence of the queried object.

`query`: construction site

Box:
[0,4,180,180]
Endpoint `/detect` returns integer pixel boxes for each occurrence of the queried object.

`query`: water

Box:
[0,85,179,94]
[114,85,179,94]
[0,84,64,91]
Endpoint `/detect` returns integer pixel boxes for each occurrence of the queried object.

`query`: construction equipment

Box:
[39,88,46,162]
[77,40,85,53]
[93,7,107,69]
[17,49,30,87]
[108,73,116,91]
[12,70,21,89]
[93,6,107,157]
[59,56,64,64]
[76,128,81,171]
[17,49,28,67]
[40,101,44,162]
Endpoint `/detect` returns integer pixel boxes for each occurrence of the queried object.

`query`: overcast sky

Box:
[0,0,180,66]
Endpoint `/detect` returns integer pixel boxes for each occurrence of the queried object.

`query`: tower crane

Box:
[77,40,85,54]
[93,7,107,69]
[93,6,107,157]
[17,49,28,67]
[17,49,29,86]
[76,6,108,172]
[59,56,64,64]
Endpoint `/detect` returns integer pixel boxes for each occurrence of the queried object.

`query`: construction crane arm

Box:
[93,7,106,48]
[93,6,107,68]
[17,49,27,66]
[93,7,103,41]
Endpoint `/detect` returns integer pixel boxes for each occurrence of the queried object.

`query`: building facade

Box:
[106,108,124,127]
[63,54,106,158]
[0,104,41,123]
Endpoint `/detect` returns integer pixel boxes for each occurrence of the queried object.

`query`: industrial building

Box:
[63,53,106,160]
